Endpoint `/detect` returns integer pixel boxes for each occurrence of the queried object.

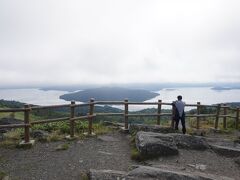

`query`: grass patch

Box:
[0,140,18,149]
[0,171,7,180]
[130,134,148,161]
[4,129,23,140]
[0,129,23,148]
[93,123,113,135]
[131,147,144,161]
[47,131,64,142]
[79,172,89,180]
[55,143,69,151]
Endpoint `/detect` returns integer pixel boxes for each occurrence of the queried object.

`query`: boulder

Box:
[89,166,234,180]
[130,124,176,134]
[127,166,233,180]
[210,144,240,157]
[171,134,209,150]
[135,131,178,157]
[31,130,49,140]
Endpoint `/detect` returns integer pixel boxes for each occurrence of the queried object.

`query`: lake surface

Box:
[0,87,240,111]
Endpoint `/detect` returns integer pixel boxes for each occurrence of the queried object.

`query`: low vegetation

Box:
[0,129,23,148]
[1,99,239,149]
[55,143,70,151]
[0,171,7,180]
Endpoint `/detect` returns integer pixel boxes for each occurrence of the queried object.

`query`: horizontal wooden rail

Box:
[126,113,172,117]
[0,108,25,112]
[127,113,159,117]
[31,104,70,110]
[31,117,70,125]
[0,99,239,145]
[96,113,124,116]
[95,101,124,105]
[128,102,160,105]
[186,114,217,117]
[0,124,27,128]
[74,103,91,107]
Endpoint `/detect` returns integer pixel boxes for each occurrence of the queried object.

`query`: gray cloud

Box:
[0,0,240,86]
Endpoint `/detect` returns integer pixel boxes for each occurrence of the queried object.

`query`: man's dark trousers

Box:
[175,110,186,134]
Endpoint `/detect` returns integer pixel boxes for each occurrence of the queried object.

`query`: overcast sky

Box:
[0,0,240,87]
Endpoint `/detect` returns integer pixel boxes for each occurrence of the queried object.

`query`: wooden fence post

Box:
[223,103,227,129]
[70,101,75,138]
[88,98,94,135]
[171,101,175,129]
[24,104,30,143]
[236,107,239,129]
[157,100,162,125]
[196,102,201,129]
[215,104,220,129]
[124,99,129,130]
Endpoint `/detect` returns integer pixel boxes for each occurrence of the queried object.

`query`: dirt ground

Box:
[0,131,240,180]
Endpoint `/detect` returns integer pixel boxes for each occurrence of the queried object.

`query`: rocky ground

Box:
[0,126,240,180]
[0,131,134,180]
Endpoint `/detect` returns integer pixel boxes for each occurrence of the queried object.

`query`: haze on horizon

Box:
[0,0,240,87]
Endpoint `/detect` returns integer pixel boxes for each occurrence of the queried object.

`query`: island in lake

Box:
[59,87,159,102]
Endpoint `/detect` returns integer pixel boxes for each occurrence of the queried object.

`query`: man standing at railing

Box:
[173,95,186,134]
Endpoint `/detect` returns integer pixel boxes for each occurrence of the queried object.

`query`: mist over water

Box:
[0,87,239,111]
[0,89,69,105]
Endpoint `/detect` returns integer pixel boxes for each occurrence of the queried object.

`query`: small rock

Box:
[180,167,186,170]
[31,130,49,140]
[89,169,127,180]
[209,127,222,134]
[98,135,119,142]
[77,140,83,144]
[98,151,113,155]
[188,164,207,171]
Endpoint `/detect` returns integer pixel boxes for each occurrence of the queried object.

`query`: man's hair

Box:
[177,95,182,100]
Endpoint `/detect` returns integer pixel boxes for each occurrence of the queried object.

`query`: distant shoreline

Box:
[211,87,240,91]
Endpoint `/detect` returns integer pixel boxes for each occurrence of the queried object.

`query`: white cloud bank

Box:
[0,0,240,86]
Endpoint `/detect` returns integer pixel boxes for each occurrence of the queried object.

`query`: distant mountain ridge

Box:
[59,87,159,102]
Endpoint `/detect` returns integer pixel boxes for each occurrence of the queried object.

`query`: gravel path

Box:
[0,131,134,180]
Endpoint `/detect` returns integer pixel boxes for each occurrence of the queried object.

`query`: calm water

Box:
[0,87,240,110]
[0,88,69,105]
[145,87,240,110]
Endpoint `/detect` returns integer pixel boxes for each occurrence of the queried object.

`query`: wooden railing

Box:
[0,99,239,144]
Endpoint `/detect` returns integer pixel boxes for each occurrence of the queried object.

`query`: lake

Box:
[0,87,240,111]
